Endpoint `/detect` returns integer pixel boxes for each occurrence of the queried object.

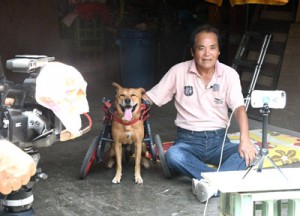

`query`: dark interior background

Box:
[0,0,300,132]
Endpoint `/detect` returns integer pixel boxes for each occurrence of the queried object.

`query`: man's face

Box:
[191,32,220,71]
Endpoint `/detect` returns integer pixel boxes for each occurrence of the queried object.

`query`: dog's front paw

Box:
[135,176,143,184]
[112,175,121,184]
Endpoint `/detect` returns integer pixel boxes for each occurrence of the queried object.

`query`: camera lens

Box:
[2,188,33,214]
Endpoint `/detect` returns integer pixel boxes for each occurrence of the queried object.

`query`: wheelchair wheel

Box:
[155,134,172,179]
[79,136,100,179]
[79,120,111,179]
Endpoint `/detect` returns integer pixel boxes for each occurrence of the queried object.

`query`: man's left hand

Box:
[238,140,258,167]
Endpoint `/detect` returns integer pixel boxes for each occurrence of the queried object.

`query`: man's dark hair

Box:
[189,24,220,50]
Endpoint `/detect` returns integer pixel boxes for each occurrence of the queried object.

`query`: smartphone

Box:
[251,90,286,109]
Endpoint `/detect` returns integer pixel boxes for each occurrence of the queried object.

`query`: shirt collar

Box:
[214,60,223,78]
[188,60,198,75]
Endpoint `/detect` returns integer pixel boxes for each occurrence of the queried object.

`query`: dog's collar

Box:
[113,114,140,126]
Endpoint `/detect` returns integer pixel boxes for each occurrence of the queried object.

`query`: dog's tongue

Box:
[124,107,133,121]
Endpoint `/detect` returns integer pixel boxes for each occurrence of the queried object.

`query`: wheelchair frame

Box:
[79,97,159,179]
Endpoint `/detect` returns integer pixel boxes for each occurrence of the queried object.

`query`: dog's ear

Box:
[139,88,146,95]
[112,82,122,90]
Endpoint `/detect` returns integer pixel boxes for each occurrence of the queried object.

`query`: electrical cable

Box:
[217,109,235,172]
[203,197,209,216]
[202,108,235,216]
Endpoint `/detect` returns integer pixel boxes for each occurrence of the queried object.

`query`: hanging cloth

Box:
[206,0,288,6]
[35,62,89,139]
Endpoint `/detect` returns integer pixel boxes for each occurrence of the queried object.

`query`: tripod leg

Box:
[266,155,289,180]
[242,155,263,179]
[242,166,253,179]
[242,163,256,179]
[257,155,265,172]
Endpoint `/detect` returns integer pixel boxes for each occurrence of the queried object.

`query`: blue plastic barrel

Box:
[116,29,156,89]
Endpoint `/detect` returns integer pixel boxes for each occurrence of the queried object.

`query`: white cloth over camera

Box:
[35,62,89,137]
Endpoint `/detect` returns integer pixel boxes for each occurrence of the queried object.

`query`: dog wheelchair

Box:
[79,97,172,179]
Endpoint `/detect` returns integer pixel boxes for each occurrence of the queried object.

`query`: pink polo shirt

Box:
[146,60,245,131]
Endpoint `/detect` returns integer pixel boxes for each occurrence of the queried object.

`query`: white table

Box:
[201,168,300,216]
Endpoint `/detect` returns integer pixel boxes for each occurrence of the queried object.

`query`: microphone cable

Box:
[202,108,235,216]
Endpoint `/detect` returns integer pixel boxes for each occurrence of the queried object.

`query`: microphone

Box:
[210,83,219,91]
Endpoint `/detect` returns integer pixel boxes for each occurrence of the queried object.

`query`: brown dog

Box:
[108,82,147,184]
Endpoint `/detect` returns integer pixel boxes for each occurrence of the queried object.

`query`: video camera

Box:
[0,55,63,215]
[0,55,63,148]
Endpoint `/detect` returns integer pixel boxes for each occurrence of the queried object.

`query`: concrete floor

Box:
[32,75,221,216]
[1,62,300,216]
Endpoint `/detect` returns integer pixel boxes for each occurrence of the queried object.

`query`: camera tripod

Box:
[242,103,288,180]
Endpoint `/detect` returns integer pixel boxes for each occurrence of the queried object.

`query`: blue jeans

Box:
[165,127,247,179]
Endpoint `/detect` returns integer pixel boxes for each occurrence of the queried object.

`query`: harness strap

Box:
[102,100,115,121]
[112,115,140,125]
[140,103,150,121]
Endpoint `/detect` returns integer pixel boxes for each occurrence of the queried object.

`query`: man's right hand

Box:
[142,94,153,105]
[0,140,37,195]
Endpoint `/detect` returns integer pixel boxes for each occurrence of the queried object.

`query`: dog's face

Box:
[112,82,145,121]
